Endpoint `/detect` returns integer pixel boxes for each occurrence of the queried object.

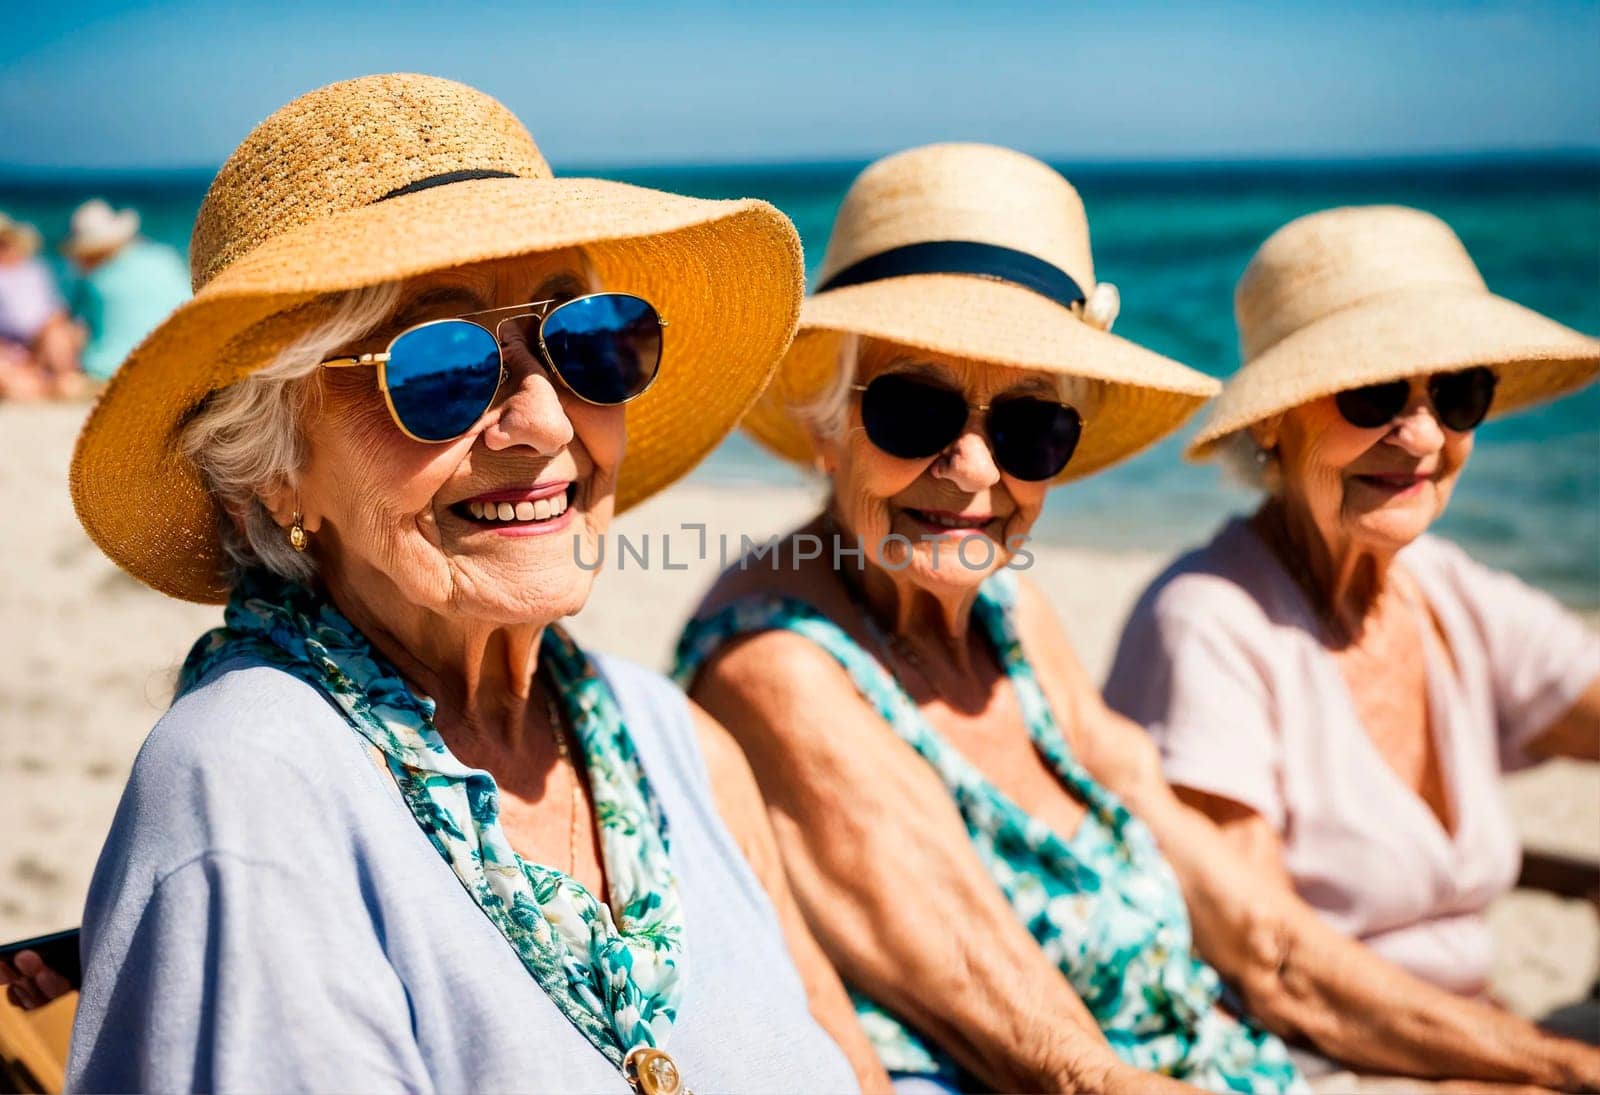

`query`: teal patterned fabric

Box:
[674,569,1305,1094]
[179,570,687,1073]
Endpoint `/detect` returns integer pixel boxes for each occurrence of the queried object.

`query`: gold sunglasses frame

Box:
[321,292,667,444]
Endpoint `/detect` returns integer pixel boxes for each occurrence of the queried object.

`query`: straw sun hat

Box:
[1188,204,1600,458]
[741,142,1220,482]
[71,73,803,604]
[61,199,141,258]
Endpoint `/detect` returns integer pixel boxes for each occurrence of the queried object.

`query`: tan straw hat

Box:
[741,142,1219,482]
[71,73,802,604]
[1188,204,1600,458]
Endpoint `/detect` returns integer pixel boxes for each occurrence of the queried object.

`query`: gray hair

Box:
[179,282,402,585]
[1215,429,1281,493]
[794,332,1105,451]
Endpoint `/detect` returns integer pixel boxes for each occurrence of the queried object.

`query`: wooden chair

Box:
[0,990,74,1095]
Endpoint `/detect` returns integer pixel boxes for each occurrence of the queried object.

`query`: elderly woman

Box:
[40,75,885,1093]
[673,146,1600,1093]
[1107,207,1600,1011]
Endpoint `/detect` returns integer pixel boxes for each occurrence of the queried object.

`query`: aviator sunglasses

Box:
[1334,366,1497,433]
[853,372,1085,481]
[322,292,665,443]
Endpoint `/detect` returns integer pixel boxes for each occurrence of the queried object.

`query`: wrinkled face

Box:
[295,250,624,626]
[1260,376,1476,554]
[819,338,1064,597]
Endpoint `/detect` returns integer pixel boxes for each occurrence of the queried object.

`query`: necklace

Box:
[543,690,584,878]
[824,510,944,695]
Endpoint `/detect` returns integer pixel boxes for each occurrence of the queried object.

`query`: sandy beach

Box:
[1,400,1595,1019]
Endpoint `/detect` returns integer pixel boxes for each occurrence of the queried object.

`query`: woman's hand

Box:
[0,950,72,1010]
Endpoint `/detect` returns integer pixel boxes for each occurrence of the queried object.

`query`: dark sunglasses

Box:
[852,372,1085,481]
[322,292,664,443]
[1334,366,1497,433]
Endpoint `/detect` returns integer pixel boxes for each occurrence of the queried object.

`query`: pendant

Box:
[623,1045,689,1095]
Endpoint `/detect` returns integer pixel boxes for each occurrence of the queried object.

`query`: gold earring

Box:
[288,511,308,553]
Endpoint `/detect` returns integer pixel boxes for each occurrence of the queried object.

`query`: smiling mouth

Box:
[451,483,578,527]
[1353,473,1428,493]
[902,507,997,532]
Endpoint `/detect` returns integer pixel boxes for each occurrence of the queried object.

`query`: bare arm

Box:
[1525,677,1600,762]
[692,631,1195,1095]
[1170,787,1294,890]
[688,702,891,1095]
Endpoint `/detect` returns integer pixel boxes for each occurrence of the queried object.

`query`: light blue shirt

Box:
[67,653,858,1093]
[73,239,189,380]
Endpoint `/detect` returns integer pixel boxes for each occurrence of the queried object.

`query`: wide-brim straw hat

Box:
[71,74,803,604]
[742,143,1219,483]
[1188,205,1600,458]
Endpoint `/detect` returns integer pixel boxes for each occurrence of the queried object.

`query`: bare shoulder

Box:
[687,608,922,811]
[692,623,858,735]
[685,700,762,809]
[686,699,758,783]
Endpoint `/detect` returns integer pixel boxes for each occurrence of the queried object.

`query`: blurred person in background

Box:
[61,198,190,383]
[1109,206,1600,1048]
[0,212,83,399]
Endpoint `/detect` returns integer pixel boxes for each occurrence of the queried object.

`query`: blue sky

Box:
[4,1,1598,169]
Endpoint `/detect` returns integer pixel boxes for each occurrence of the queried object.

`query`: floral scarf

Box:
[179,569,687,1072]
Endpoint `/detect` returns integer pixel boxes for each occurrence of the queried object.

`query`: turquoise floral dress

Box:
[180,570,689,1083]
[674,570,1305,1094]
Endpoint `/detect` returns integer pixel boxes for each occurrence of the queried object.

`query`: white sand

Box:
[1,401,1594,1016]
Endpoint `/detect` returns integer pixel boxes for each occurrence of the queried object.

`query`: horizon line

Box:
[1,145,1597,183]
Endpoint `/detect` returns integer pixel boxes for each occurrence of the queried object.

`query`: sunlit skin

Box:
[1248,377,1473,624]
[820,338,1057,670]
[263,252,623,897]
[286,254,616,641]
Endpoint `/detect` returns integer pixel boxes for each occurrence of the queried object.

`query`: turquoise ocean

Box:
[3,157,1596,605]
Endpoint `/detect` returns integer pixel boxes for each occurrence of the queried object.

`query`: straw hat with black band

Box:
[71,73,803,604]
[1188,204,1600,460]
[741,142,1220,482]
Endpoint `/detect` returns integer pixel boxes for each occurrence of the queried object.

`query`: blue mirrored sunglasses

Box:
[321,292,665,443]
